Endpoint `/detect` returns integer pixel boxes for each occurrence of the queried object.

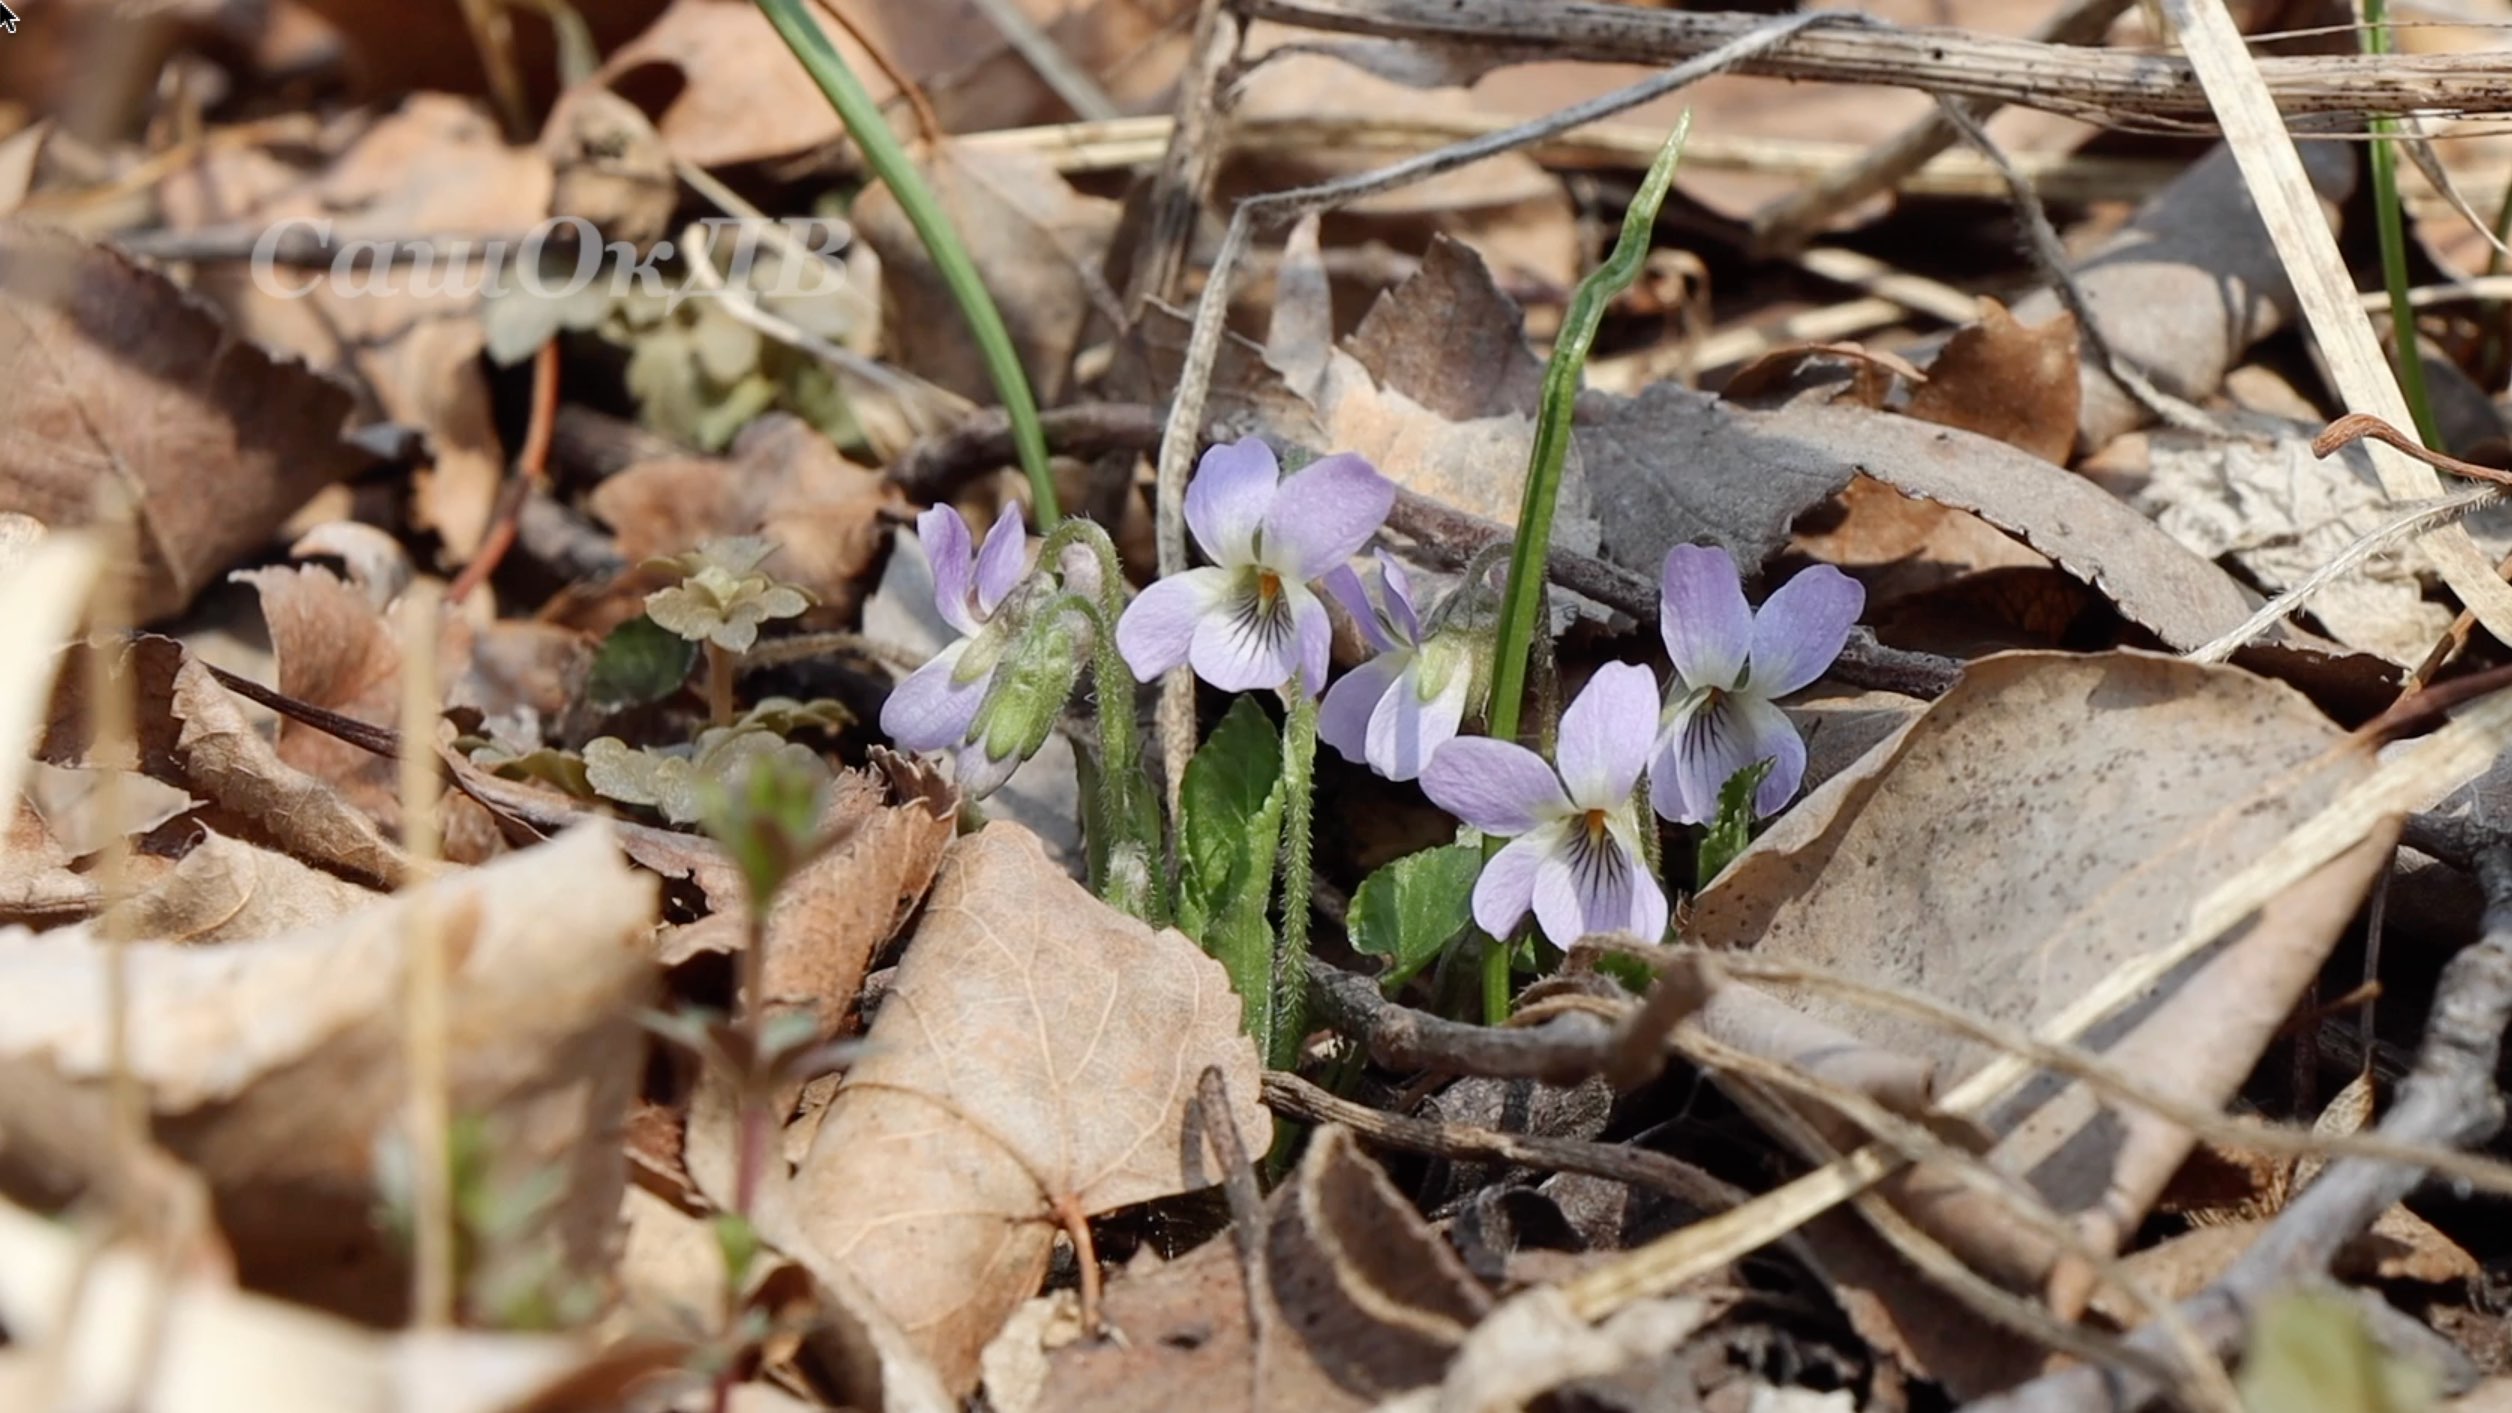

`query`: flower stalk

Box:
[1269,685,1320,1070]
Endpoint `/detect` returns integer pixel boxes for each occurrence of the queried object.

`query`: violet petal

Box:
[1659,543,1752,692]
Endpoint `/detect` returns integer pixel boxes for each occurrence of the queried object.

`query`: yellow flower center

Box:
[1581,807,1610,842]
[1256,569,1283,603]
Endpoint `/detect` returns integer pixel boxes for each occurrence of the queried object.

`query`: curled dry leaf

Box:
[0,821,656,1321]
[0,223,362,621]
[43,637,411,889]
[789,823,1270,1394]
[236,563,507,861]
[668,765,955,1044]
[1036,1125,1489,1413]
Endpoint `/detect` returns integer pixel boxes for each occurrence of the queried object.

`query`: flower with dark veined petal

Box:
[1419,662,1668,950]
[1116,438,1395,694]
[1649,544,1864,826]
[878,504,1028,755]
[1319,552,1476,781]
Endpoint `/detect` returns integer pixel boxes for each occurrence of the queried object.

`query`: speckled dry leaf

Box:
[1693,653,2378,1317]
[791,823,1269,1394]
[158,96,554,558]
[0,1192,680,1413]
[2129,411,2480,664]
[0,822,655,1321]
[590,413,894,623]
[43,637,411,889]
[1906,299,2080,465]
[1037,1125,1487,1413]
[1581,391,2259,651]
[0,224,362,621]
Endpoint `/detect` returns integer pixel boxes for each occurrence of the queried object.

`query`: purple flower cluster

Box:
[884,438,1863,952]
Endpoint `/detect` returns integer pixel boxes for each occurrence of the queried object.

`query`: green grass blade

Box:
[2362,0,2438,447]
[754,0,1061,526]
[1475,114,1689,1023]
[1486,114,1689,743]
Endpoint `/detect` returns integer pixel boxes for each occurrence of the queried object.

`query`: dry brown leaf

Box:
[0,223,362,621]
[858,147,1117,408]
[1693,652,2374,1308]
[1580,390,2261,652]
[2009,138,2355,452]
[105,829,383,944]
[789,822,1269,1393]
[590,413,895,624]
[1036,1125,1488,1413]
[276,0,669,109]
[0,1191,682,1413]
[1790,474,2052,616]
[235,564,506,863]
[1315,237,1588,536]
[0,800,92,923]
[160,96,554,559]
[600,0,1192,169]
[0,821,656,1321]
[1905,299,2080,465]
[44,637,411,889]
[660,764,955,1043]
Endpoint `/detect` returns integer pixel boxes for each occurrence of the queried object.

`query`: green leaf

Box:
[587,613,698,713]
[1177,696,1283,935]
[1695,757,1774,889]
[1175,696,1286,1048]
[1349,841,1482,972]
[2237,1289,2433,1413]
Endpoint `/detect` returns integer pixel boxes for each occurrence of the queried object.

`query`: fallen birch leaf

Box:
[789,822,1269,1393]
[0,224,362,621]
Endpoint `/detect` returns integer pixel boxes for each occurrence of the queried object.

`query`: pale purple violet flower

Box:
[1419,662,1668,950]
[1650,544,1864,825]
[1116,438,1395,694]
[1319,552,1472,782]
[879,503,1027,753]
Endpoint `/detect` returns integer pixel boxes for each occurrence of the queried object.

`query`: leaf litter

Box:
[20,2,2512,1410]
